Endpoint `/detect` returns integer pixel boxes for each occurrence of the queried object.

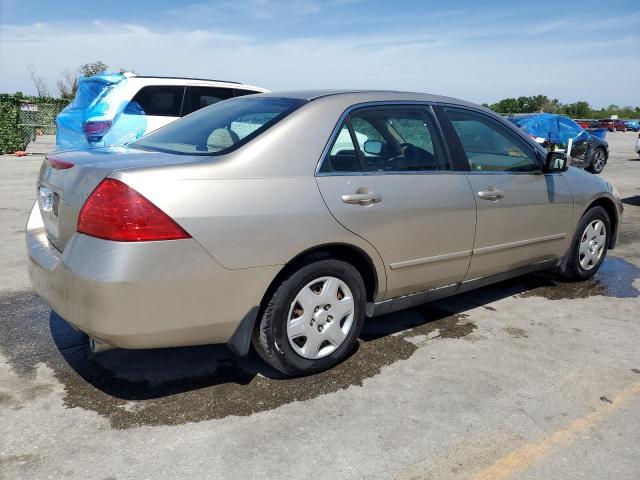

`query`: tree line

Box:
[483,95,640,119]
[28,61,120,101]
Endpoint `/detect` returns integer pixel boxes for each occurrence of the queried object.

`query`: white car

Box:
[56,73,268,150]
[636,132,640,157]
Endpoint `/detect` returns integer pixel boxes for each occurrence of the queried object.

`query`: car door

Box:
[316,104,477,300]
[440,106,574,280]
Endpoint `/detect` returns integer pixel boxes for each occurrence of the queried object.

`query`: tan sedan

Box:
[27,91,623,376]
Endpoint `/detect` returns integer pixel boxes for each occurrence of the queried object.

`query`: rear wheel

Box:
[253,258,366,376]
[586,147,606,173]
[560,206,610,280]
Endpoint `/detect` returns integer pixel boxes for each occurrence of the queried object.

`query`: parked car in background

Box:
[56,73,267,151]
[511,114,609,173]
[575,119,592,129]
[28,90,622,376]
[597,119,627,132]
[624,120,640,132]
[636,132,640,157]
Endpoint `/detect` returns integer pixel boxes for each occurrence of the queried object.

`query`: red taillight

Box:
[77,179,191,242]
[82,120,112,140]
[45,155,74,170]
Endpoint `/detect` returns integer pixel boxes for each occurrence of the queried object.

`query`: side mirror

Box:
[544,151,568,173]
[363,140,382,155]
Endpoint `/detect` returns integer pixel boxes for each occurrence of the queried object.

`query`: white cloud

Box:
[172,0,323,20]
[0,20,638,108]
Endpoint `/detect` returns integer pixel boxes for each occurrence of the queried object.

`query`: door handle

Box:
[341,192,382,205]
[477,188,504,201]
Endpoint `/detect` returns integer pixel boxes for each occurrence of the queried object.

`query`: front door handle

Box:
[341,192,382,206]
[477,188,504,201]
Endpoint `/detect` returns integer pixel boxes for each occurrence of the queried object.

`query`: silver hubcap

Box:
[593,150,605,170]
[579,220,606,270]
[286,276,355,360]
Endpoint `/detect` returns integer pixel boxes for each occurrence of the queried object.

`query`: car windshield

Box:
[129,97,307,155]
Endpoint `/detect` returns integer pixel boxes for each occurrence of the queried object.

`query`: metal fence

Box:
[17,102,66,147]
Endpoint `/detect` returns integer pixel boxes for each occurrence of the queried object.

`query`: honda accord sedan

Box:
[27,90,623,376]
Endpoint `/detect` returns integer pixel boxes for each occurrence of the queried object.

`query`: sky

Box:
[1,0,639,108]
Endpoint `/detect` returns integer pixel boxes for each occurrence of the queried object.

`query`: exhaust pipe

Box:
[89,337,115,353]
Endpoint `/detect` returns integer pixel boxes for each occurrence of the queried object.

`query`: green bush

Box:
[0,93,69,154]
[0,94,23,154]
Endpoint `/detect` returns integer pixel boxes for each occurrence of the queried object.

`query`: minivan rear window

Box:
[129,97,306,156]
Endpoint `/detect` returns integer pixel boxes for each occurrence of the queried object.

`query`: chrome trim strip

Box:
[389,249,472,270]
[473,233,566,256]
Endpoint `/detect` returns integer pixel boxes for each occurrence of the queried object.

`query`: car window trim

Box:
[179,85,188,116]
[432,105,470,171]
[438,104,546,174]
[345,116,369,172]
[316,101,453,176]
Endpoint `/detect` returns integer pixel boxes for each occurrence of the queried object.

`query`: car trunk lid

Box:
[37,147,202,251]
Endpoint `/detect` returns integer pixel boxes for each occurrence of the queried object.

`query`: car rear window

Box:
[129,97,307,155]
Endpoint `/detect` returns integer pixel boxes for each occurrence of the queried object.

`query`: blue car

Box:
[625,120,640,132]
[508,113,609,174]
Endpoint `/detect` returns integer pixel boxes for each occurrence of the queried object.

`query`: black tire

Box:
[586,147,606,174]
[560,206,610,281]
[252,257,366,376]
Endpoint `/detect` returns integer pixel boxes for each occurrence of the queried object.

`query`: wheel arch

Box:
[584,196,618,249]
[263,243,380,305]
[230,243,383,358]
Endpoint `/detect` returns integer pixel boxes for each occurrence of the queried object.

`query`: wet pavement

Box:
[2,255,639,430]
[1,132,640,479]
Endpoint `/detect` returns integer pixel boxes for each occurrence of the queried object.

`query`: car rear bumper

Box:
[26,202,279,350]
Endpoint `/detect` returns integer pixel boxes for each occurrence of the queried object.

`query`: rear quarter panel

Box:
[112,102,388,297]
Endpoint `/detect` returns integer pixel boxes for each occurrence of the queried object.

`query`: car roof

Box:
[132,75,241,84]
[254,89,483,109]
[125,74,267,92]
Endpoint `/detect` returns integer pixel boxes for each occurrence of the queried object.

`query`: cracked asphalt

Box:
[1,132,639,479]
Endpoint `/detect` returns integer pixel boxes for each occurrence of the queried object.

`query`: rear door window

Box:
[129,86,185,117]
[320,106,449,173]
[183,86,236,115]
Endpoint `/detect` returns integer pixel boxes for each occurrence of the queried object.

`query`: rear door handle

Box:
[477,188,504,201]
[341,192,382,205]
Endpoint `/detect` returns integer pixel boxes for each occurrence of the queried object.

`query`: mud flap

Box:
[227,306,260,357]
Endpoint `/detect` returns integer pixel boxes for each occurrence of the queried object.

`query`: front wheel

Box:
[253,258,366,376]
[560,206,610,280]
[586,148,606,174]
